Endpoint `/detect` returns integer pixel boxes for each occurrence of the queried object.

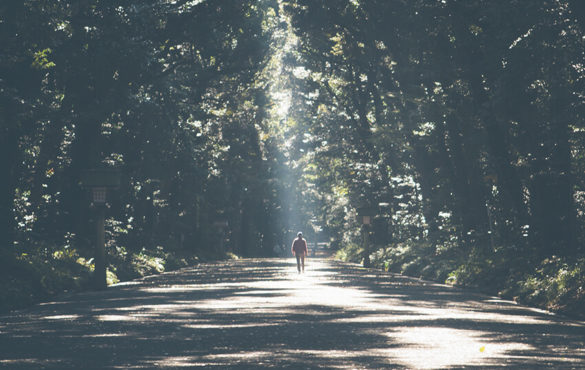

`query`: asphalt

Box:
[1,253,584,369]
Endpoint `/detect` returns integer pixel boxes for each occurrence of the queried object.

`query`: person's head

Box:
[297,232,303,239]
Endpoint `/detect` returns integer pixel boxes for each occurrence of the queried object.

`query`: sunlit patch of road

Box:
[1,256,584,368]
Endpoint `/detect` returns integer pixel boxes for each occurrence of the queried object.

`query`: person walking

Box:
[291,232,309,273]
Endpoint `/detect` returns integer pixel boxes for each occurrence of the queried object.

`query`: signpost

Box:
[80,169,120,290]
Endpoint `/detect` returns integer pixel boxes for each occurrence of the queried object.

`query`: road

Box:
[1,255,584,369]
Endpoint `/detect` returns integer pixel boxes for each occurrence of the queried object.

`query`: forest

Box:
[1,0,584,317]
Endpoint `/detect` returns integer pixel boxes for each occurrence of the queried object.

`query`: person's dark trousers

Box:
[296,254,305,272]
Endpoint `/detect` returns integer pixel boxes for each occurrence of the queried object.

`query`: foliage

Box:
[0,241,207,312]
[503,257,585,317]
[0,246,90,312]
[0,0,284,312]
[280,0,585,317]
[334,242,362,263]
[3,0,585,318]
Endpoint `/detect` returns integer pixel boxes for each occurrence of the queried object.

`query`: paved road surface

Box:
[1,256,584,368]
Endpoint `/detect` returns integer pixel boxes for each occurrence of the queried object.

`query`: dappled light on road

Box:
[1,258,584,368]
[383,327,533,369]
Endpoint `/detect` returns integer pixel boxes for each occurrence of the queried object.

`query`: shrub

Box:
[507,257,585,317]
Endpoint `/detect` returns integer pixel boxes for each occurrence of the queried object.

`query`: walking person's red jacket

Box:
[291,236,308,256]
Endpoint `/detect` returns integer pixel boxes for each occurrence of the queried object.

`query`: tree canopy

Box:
[2,0,585,315]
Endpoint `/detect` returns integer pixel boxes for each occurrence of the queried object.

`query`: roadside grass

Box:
[501,257,585,317]
[0,244,230,313]
[335,242,585,319]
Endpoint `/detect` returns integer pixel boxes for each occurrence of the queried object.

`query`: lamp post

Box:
[80,169,120,290]
[357,206,376,268]
[213,219,229,255]
[484,174,498,252]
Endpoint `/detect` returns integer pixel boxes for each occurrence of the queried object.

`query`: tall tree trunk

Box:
[0,107,19,251]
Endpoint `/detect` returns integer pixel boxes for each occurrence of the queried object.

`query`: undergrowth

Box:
[501,257,585,317]
[0,243,228,313]
[335,242,585,319]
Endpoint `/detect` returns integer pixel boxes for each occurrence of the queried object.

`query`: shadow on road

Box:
[1,257,584,369]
